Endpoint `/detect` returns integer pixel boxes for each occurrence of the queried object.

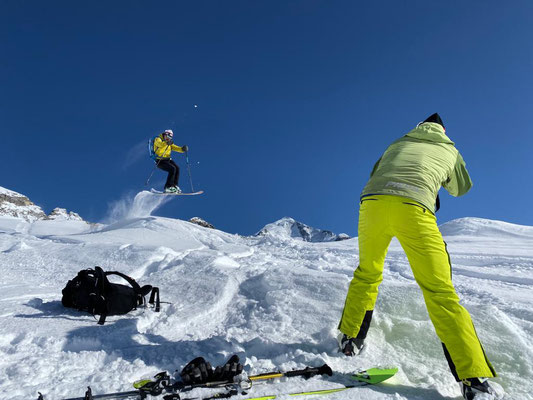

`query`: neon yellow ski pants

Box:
[339,195,496,380]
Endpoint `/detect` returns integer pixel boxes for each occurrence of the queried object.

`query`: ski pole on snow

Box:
[175,364,332,391]
[185,150,195,192]
[36,365,335,400]
[248,364,333,382]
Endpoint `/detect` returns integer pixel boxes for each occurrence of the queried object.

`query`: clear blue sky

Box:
[1,1,532,235]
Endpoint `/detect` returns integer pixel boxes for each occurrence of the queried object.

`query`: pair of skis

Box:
[150,189,204,196]
[37,365,398,400]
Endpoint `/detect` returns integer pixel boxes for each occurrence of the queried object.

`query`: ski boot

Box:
[337,333,364,356]
[173,186,182,194]
[460,377,495,400]
[164,186,177,193]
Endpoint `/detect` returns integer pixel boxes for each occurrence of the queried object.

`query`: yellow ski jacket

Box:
[361,122,472,213]
[153,135,185,159]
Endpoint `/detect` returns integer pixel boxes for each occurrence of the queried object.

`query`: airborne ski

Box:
[150,189,204,196]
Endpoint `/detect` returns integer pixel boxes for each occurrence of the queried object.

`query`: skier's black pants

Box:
[156,159,180,188]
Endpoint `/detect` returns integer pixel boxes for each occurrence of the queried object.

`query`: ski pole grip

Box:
[284,364,332,378]
[318,364,333,376]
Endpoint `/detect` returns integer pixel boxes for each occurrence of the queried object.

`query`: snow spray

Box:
[105,191,172,222]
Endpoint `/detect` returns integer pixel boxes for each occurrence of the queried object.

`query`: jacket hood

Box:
[405,122,455,145]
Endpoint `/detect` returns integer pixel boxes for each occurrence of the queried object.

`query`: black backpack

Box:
[61,266,160,325]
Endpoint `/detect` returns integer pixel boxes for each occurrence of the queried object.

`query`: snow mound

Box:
[257,217,350,242]
[439,217,533,239]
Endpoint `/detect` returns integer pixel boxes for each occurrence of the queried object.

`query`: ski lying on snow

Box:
[223,386,364,400]
[150,189,204,196]
[37,366,397,400]
[352,367,398,384]
[187,368,399,400]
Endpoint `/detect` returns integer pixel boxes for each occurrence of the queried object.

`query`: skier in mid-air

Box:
[152,129,188,193]
[337,113,497,400]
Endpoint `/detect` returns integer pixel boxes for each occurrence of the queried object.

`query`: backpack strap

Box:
[97,269,161,319]
[104,271,143,294]
[149,135,160,160]
[93,266,108,325]
[149,287,160,312]
[105,270,152,312]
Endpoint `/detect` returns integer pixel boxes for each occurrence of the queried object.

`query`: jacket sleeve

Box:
[443,152,473,197]
[370,157,382,177]
[171,143,185,153]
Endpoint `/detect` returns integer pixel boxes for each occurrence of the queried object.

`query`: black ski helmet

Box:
[422,113,444,128]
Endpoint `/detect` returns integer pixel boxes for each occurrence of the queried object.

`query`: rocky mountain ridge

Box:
[0,186,85,222]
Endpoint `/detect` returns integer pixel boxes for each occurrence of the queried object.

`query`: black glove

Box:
[180,357,213,385]
[181,145,189,152]
[212,355,243,382]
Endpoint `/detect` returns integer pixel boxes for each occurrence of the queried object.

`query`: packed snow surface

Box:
[0,194,532,400]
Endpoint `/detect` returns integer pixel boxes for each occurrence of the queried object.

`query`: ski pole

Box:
[170,364,332,394]
[145,144,170,186]
[248,364,332,382]
[176,364,332,391]
[63,387,141,399]
[172,365,333,400]
[39,365,334,400]
[182,366,398,400]
[145,165,158,187]
[49,371,174,400]
[185,150,195,192]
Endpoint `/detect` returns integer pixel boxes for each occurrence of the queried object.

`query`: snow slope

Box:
[0,193,532,400]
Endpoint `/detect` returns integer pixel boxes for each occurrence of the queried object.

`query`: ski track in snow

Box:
[0,211,532,400]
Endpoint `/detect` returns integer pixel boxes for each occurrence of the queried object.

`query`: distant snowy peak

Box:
[0,186,46,221]
[440,217,533,239]
[47,207,84,221]
[0,186,86,223]
[257,217,350,242]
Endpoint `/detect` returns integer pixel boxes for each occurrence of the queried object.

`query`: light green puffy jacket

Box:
[360,122,472,213]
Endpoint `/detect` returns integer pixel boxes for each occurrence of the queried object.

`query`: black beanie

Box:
[423,113,444,128]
